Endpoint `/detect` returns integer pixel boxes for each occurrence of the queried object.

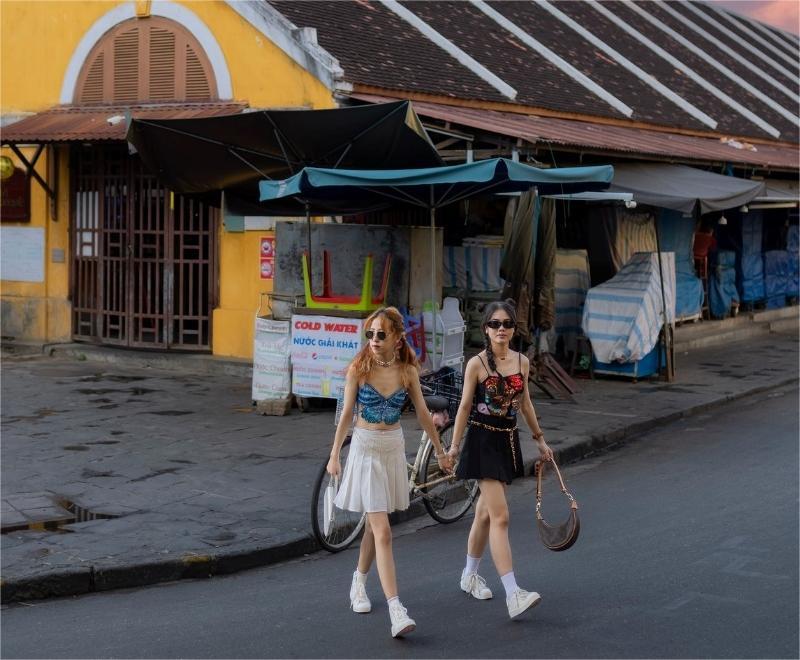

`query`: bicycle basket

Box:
[419,366,463,418]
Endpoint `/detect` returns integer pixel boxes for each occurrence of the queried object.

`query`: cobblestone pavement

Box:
[1,330,797,602]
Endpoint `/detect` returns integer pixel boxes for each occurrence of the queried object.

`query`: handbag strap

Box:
[536,458,578,519]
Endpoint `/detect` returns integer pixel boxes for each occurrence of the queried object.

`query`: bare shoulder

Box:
[464,355,483,381]
[517,352,531,370]
[403,362,420,384]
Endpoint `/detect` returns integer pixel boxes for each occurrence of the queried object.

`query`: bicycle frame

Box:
[406,429,457,500]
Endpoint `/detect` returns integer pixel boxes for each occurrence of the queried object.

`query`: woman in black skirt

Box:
[447,300,554,619]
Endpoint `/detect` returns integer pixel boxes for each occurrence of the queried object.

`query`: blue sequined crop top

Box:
[357,383,407,425]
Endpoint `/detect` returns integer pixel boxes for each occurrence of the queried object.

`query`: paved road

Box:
[2,385,797,659]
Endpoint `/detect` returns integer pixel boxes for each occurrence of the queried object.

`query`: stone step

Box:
[674,323,772,353]
[751,305,799,324]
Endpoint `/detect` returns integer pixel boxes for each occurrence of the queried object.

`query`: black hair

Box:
[482,300,517,379]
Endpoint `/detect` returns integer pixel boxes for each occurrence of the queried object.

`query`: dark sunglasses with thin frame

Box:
[486,319,516,330]
[365,329,387,340]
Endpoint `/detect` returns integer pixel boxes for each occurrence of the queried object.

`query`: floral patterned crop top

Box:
[357,383,407,425]
[474,354,525,417]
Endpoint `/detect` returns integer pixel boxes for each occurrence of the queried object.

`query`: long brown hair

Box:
[351,307,418,387]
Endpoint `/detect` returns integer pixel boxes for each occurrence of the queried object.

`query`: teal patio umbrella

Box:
[259,158,613,335]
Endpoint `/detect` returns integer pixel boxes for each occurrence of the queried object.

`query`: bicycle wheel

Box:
[419,421,479,523]
[310,437,366,552]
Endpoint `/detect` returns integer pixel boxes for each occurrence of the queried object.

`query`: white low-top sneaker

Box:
[460,571,493,600]
[389,600,416,638]
[349,572,371,613]
[506,587,542,619]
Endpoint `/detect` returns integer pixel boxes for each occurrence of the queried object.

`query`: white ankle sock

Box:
[387,596,400,607]
[355,569,368,583]
[500,571,518,598]
[463,554,481,576]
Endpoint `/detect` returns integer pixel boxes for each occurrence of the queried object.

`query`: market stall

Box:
[259,158,614,403]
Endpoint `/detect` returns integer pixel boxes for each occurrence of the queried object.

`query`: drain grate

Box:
[1,497,121,534]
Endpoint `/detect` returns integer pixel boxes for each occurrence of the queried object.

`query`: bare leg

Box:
[357,517,376,574]
[367,512,398,599]
[479,479,513,576]
[466,493,491,559]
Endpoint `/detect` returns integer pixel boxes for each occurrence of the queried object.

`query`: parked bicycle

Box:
[311,367,479,552]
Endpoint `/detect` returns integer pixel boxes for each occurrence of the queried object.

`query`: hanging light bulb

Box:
[0,155,15,181]
[718,215,728,226]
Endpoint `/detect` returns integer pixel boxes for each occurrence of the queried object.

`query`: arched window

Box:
[75,16,218,104]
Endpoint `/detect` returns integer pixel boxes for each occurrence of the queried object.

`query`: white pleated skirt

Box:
[334,426,410,514]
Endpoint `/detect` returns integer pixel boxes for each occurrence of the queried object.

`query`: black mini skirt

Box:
[455,411,524,485]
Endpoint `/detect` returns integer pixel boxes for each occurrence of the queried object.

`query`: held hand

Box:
[446,447,459,468]
[437,452,454,474]
[537,439,554,462]
[326,455,341,477]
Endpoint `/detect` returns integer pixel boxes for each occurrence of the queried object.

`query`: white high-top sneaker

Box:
[460,571,493,599]
[388,600,416,638]
[506,587,542,618]
[349,571,371,613]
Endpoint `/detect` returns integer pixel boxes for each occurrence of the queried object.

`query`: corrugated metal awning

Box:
[351,94,799,171]
[1,102,248,143]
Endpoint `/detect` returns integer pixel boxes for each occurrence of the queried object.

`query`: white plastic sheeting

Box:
[582,252,676,363]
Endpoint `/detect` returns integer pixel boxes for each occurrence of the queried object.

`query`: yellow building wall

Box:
[0,147,72,343]
[1,0,336,354]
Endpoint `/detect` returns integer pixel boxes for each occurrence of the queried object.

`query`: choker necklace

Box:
[374,355,397,367]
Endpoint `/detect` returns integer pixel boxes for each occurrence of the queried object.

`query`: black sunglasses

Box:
[365,329,387,340]
[486,319,516,330]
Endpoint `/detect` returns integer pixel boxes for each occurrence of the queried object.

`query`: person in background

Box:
[447,300,554,619]
[327,306,452,638]
[693,222,717,263]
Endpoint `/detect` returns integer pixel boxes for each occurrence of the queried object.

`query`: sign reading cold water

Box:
[290,315,363,398]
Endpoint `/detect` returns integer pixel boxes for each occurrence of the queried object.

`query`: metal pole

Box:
[306,201,312,266]
[430,187,438,369]
[653,214,674,382]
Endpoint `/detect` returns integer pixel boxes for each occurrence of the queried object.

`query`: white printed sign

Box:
[1,227,45,282]
[290,314,364,398]
[252,317,291,401]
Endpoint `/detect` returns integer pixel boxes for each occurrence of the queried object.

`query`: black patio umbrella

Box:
[126,100,442,216]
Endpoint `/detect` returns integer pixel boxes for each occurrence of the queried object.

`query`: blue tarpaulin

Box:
[738,213,765,303]
[764,250,790,309]
[657,210,704,320]
[787,226,799,298]
[709,250,739,318]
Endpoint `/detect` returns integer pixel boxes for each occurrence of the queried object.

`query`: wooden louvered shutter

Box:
[75,17,217,104]
[113,28,139,102]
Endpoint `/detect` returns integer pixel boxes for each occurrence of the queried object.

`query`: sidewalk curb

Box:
[2,376,797,605]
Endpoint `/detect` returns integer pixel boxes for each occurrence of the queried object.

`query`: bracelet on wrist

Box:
[533,431,545,440]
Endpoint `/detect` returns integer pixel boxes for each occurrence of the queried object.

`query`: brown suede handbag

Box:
[535,458,580,551]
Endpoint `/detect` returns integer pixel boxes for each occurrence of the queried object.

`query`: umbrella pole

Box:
[430,192,438,372]
[653,214,674,382]
[305,201,312,266]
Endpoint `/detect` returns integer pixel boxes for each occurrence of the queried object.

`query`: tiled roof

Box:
[607,0,796,139]
[268,0,799,146]
[271,0,507,102]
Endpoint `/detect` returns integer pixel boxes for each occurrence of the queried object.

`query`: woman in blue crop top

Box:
[447,300,554,620]
[327,306,450,639]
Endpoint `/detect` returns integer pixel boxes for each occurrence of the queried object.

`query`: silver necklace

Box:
[374,354,397,367]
